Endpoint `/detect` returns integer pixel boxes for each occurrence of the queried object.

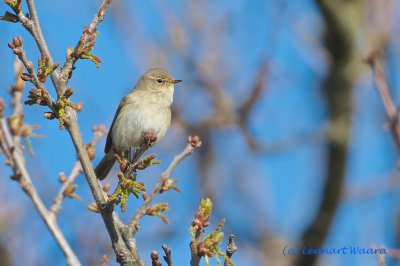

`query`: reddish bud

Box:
[188,135,202,148]
[75,102,83,111]
[102,182,111,193]
[44,112,56,120]
[20,73,31,81]
[59,172,67,183]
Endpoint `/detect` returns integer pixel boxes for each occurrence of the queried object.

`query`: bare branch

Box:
[50,161,82,216]
[129,136,202,228]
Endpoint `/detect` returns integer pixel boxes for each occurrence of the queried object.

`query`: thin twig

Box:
[26,0,52,58]
[129,138,201,228]
[60,0,112,81]
[366,51,400,149]
[50,161,82,216]
[7,37,57,112]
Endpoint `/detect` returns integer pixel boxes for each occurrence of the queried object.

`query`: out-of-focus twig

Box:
[238,63,268,123]
[237,63,268,150]
[296,1,362,266]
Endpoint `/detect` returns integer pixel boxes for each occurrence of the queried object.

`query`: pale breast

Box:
[111,102,171,151]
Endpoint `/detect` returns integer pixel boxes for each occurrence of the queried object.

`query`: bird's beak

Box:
[173,79,182,84]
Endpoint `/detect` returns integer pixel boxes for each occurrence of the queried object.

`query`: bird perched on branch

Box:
[95,68,182,180]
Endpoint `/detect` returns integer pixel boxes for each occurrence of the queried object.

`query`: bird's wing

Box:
[105,96,130,153]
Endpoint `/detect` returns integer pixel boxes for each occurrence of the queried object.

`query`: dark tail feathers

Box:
[95,154,116,180]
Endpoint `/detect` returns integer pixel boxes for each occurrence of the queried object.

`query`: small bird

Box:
[95,68,182,180]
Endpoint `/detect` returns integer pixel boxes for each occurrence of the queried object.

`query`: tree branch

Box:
[66,121,136,265]
[129,136,202,228]
[26,0,52,58]
[296,1,362,265]
[50,125,107,216]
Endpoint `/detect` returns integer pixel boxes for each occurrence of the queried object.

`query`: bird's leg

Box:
[124,131,158,179]
[113,149,129,172]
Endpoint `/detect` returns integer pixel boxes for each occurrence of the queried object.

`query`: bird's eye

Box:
[156,79,163,84]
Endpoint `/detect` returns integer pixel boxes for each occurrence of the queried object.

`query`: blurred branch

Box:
[296,1,362,266]
[237,63,268,150]
[238,63,268,124]
[344,171,400,202]
[0,239,10,266]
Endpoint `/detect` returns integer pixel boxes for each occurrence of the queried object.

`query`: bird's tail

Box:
[95,153,116,180]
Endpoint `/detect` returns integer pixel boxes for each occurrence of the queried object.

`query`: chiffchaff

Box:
[95,68,182,180]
